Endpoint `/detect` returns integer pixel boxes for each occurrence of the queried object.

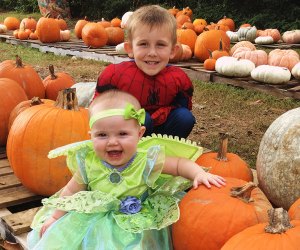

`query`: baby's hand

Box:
[39,216,57,237]
[193,172,226,189]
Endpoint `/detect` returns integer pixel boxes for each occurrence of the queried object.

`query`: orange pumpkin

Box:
[222,208,300,250]
[7,88,90,196]
[212,38,230,60]
[43,65,75,100]
[0,55,45,99]
[81,22,108,48]
[98,18,112,28]
[232,47,268,66]
[0,78,28,146]
[203,50,216,71]
[110,17,121,27]
[194,29,231,62]
[20,17,37,31]
[36,14,61,43]
[4,17,20,30]
[176,14,191,28]
[256,29,281,43]
[193,18,207,27]
[217,16,235,31]
[8,97,54,130]
[56,15,68,30]
[176,25,197,52]
[268,49,300,71]
[74,17,89,39]
[288,198,300,220]
[172,178,272,250]
[167,6,179,17]
[105,26,124,46]
[196,132,253,182]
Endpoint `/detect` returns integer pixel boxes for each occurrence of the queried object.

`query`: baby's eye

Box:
[119,131,128,136]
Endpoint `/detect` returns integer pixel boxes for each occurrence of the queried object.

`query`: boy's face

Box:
[125,24,178,76]
[90,113,145,168]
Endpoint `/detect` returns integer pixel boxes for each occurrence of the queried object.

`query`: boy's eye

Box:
[96,133,107,138]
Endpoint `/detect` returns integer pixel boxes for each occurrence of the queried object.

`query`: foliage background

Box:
[0,0,299,32]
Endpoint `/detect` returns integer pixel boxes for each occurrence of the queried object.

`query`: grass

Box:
[1,10,300,169]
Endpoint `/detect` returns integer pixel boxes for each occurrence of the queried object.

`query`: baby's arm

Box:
[39,174,87,237]
[162,156,226,189]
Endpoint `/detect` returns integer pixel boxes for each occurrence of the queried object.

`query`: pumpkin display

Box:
[43,64,75,100]
[221,208,300,250]
[215,56,255,77]
[282,30,300,44]
[230,41,256,55]
[7,88,90,196]
[217,16,235,31]
[196,133,253,182]
[237,26,257,42]
[268,49,300,71]
[288,198,300,220]
[194,29,230,62]
[0,55,45,99]
[254,36,274,45]
[176,25,197,52]
[4,16,20,30]
[0,78,28,146]
[172,178,273,250]
[71,81,97,107]
[8,97,54,130]
[256,107,300,210]
[74,17,89,39]
[256,29,281,43]
[36,14,61,43]
[232,47,268,66]
[291,61,300,79]
[81,22,108,48]
[251,65,291,84]
[105,26,124,46]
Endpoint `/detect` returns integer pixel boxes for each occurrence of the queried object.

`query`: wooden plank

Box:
[2,207,40,235]
[182,67,213,82]
[0,174,21,190]
[0,158,10,168]
[0,166,13,177]
[0,186,42,209]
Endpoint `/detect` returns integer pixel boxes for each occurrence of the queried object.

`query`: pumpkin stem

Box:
[230,182,257,203]
[55,88,79,111]
[265,208,294,234]
[207,49,213,59]
[49,64,58,80]
[216,132,229,161]
[15,55,23,68]
[30,97,44,106]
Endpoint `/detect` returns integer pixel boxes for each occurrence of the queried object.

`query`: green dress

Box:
[27,135,203,250]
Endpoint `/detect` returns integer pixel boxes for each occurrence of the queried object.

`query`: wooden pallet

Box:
[0,33,300,100]
[0,150,43,250]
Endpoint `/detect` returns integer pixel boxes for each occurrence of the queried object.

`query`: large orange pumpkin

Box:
[43,64,75,100]
[36,14,61,43]
[176,25,197,53]
[172,178,272,250]
[217,16,235,31]
[221,208,300,250]
[196,132,253,182]
[0,78,28,146]
[7,88,90,196]
[81,22,108,48]
[194,29,230,62]
[0,55,45,99]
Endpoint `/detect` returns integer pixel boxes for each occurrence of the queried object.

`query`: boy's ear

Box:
[124,42,134,58]
[169,43,180,59]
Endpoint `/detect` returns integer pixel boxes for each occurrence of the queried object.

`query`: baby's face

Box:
[127,24,177,76]
[90,114,144,168]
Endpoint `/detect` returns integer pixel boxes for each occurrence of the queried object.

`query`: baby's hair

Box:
[89,89,141,117]
[126,5,177,45]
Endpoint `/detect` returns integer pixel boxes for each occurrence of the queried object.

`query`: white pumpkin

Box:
[71,82,97,107]
[215,56,255,77]
[0,24,7,33]
[251,65,291,84]
[256,107,300,210]
[60,30,71,41]
[121,11,133,29]
[237,26,257,42]
[115,42,127,54]
[226,31,239,43]
[254,36,274,45]
[282,30,300,44]
[291,62,300,79]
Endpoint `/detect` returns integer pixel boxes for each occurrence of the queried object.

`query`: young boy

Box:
[94,5,195,139]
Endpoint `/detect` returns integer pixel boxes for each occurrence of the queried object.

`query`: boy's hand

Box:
[193,172,226,189]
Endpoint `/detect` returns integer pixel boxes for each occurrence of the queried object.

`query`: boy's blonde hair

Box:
[89,89,142,117]
[126,5,177,45]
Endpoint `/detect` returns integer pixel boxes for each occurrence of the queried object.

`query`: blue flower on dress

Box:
[120,196,142,214]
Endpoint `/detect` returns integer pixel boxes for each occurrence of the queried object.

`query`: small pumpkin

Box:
[4,16,20,30]
[110,17,121,27]
[121,11,133,29]
[251,65,291,84]
[254,36,274,45]
[56,15,68,30]
[115,42,127,55]
[256,29,281,43]
[74,16,89,39]
[0,24,8,33]
[237,26,257,42]
[212,38,230,60]
[282,30,300,44]
[221,208,300,250]
[60,29,71,41]
[215,56,255,77]
[203,50,216,71]
[226,30,239,42]
[291,62,300,79]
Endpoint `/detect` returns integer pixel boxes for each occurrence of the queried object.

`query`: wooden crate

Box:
[0,151,43,250]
